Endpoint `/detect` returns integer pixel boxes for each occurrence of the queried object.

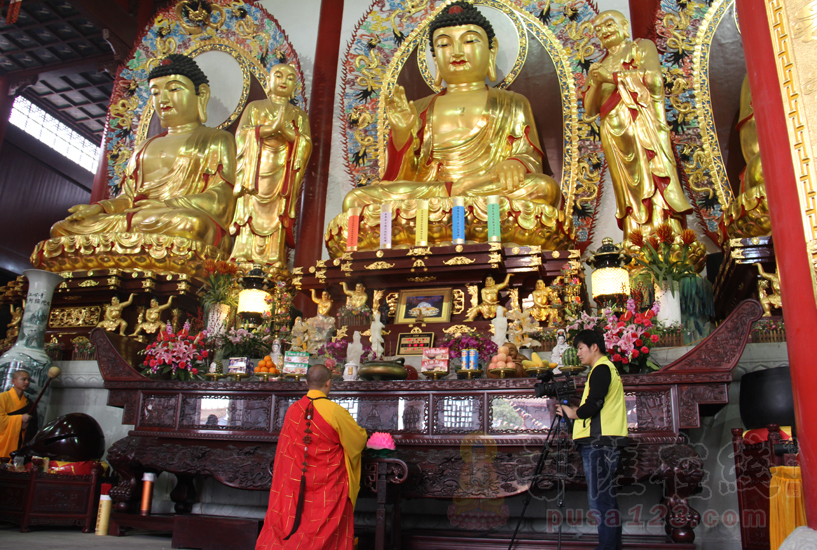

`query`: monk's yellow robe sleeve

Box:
[0,388,25,458]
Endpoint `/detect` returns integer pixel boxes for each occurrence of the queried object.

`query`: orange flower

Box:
[216,260,238,275]
[628,229,644,247]
[647,236,660,250]
[203,259,217,273]
[681,228,697,245]
[656,223,674,244]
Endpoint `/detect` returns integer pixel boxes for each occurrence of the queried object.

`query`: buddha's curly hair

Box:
[428,1,495,55]
[147,54,209,95]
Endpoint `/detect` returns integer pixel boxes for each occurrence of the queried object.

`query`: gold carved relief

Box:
[49,306,102,328]
[365,261,395,270]
[444,256,476,266]
[452,289,465,315]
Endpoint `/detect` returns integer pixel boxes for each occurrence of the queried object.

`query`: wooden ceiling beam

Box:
[72,0,138,50]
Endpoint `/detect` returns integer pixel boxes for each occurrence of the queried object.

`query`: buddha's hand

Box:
[65,203,103,221]
[386,86,418,148]
[491,160,526,192]
[589,63,613,85]
[125,199,165,213]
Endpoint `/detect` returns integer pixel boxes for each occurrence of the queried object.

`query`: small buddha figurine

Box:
[341,2,561,212]
[370,311,385,358]
[131,296,174,338]
[270,338,283,368]
[583,11,692,241]
[6,303,24,342]
[528,280,562,326]
[465,274,512,321]
[311,289,333,317]
[230,63,313,268]
[757,264,782,317]
[51,54,237,254]
[550,329,570,369]
[97,293,135,336]
[341,282,368,311]
[491,306,508,348]
[347,331,364,365]
[291,317,309,351]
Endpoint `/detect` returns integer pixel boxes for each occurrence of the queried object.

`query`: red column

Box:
[737,0,817,525]
[89,116,110,203]
[293,0,344,316]
[0,76,15,154]
[627,0,662,41]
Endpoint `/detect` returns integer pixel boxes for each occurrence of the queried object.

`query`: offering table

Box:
[93,299,762,549]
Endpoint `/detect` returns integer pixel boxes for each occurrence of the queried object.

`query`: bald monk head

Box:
[307,364,332,395]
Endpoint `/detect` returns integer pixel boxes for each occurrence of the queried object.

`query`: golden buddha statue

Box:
[50,54,236,256]
[6,303,23,343]
[311,289,333,317]
[465,274,511,321]
[131,296,174,338]
[528,279,561,326]
[341,282,368,311]
[721,75,771,240]
[583,11,692,241]
[97,293,135,336]
[341,2,561,212]
[230,63,312,268]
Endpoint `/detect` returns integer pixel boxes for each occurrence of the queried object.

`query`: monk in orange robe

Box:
[257,365,367,550]
[0,370,33,458]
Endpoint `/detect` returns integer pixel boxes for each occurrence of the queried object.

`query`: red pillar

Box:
[0,77,15,154]
[737,0,817,525]
[627,0,662,41]
[89,116,110,204]
[293,0,344,315]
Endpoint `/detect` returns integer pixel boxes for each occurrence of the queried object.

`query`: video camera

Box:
[533,369,577,401]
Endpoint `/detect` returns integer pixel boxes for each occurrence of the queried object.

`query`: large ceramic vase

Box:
[654,281,682,326]
[206,303,231,336]
[0,270,64,409]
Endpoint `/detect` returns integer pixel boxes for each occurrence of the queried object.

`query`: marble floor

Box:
[0,524,175,549]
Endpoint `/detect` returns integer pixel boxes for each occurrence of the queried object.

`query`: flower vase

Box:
[0,270,64,419]
[207,304,232,336]
[654,281,682,326]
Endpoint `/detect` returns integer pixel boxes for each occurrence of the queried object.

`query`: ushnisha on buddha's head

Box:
[592,10,630,50]
[428,1,498,86]
[148,54,211,128]
[268,63,298,101]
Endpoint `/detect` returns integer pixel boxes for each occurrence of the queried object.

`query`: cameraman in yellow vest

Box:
[558,329,629,550]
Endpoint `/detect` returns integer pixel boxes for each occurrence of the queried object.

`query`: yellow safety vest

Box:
[572,355,628,442]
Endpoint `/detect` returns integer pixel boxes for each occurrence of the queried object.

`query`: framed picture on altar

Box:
[395,288,453,324]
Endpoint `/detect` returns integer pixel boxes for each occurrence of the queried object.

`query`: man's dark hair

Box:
[428,1,496,55]
[147,54,209,95]
[307,364,331,389]
[573,329,606,354]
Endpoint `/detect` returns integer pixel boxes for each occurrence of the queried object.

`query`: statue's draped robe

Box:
[231,101,312,265]
[51,127,236,253]
[256,390,367,550]
[0,388,29,458]
[343,87,560,210]
[595,41,692,231]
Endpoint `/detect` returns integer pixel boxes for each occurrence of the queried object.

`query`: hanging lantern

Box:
[587,237,630,309]
[237,266,271,326]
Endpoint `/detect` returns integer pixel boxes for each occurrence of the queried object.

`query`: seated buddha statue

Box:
[50,54,236,254]
[342,1,561,212]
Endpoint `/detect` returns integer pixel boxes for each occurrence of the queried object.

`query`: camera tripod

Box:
[507,401,573,550]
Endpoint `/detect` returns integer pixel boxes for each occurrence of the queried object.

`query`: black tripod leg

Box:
[507,413,562,550]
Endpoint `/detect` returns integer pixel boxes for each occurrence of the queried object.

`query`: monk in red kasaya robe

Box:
[257,365,368,550]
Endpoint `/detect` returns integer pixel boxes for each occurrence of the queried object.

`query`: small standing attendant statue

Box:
[230,63,312,268]
[583,11,692,240]
[311,289,333,318]
[465,274,512,321]
[491,306,508,348]
[97,294,136,336]
[370,312,385,358]
[347,331,364,366]
[131,296,174,338]
[528,280,562,326]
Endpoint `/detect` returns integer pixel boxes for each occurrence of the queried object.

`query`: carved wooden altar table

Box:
[93,300,763,549]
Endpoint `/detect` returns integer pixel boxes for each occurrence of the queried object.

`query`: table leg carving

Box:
[657,444,703,543]
[107,436,145,514]
[170,473,198,514]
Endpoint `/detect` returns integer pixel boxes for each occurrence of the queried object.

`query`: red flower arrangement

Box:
[141,322,209,381]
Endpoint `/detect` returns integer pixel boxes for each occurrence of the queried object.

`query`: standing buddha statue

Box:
[583,11,692,241]
[230,63,312,268]
[50,54,236,256]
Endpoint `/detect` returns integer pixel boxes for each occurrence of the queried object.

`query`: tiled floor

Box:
[0,524,175,549]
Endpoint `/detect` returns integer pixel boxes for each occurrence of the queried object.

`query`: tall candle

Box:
[347,207,361,252]
[487,196,501,243]
[416,199,429,246]
[452,197,465,245]
[380,202,392,249]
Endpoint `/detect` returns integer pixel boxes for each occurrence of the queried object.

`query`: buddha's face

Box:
[150,74,203,128]
[150,299,158,307]
[535,280,545,290]
[356,284,365,292]
[322,291,330,300]
[270,64,297,99]
[593,12,629,50]
[486,276,495,286]
[112,297,120,305]
[432,24,493,85]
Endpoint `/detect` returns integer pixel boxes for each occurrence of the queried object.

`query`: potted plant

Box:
[199,260,238,336]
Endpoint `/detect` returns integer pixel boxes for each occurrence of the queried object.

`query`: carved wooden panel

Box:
[180,395,272,432]
[139,394,178,428]
[678,384,728,429]
[488,394,552,434]
[633,390,673,432]
[433,395,483,434]
[31,483,90,513]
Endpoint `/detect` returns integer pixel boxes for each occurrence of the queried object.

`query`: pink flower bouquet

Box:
[366,432,396,457]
